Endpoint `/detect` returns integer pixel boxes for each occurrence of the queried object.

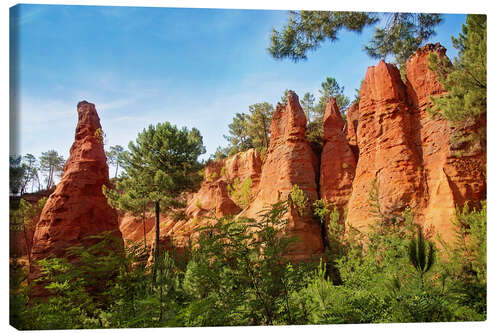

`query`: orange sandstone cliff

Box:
[29,101,123,295]
[320,98,356,221]
[234,92,323,260]
[116,43,485,257]
[345,43,486,242]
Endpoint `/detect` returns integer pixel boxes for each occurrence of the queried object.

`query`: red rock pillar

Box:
[29,101,123,297]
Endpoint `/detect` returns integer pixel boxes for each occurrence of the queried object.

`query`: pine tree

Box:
[300,92,316,122]
[39,150,65,190]
[268,11,442,69]
[9,155,25,196]
[106,145,125,179]
[428,14,486,124]
[11,197,47,271]
[223,113,252,156]
[103,122,205,280]
[315,77,350,117]
[246,102,273,152]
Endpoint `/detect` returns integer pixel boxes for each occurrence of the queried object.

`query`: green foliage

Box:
[20,153,42,194]
[9,155,25,195]
[301,77,349,144]
[227,176,253,208]
[103,121,205,271]
[268,11,442,69]
[316,77,350,116]
[300,92,315,122]
[437,202,487,317]
[364,13,442,71]
[221,103,273,157]
[428,15,486,124]
[428,15,486,149]
[312,199,347,284]
[268,11,378,62]
[213,146,230,160]
[206,172,218,182]
[15,233,125,330]
[246,103,273,151]
[94,128,105,145]
[106,145,125,178]
[280,89,290,104]
[289,184,308,216]
[9,196,47,272]
[223,113,253,155]
[39,149,65,190]
[220,166,227,179]
[181,201,313,326]
[10,199,487,328]
[408,225,436,287]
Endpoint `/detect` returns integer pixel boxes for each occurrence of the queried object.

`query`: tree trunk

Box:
[153,200,160,282]
[115,163,119,179]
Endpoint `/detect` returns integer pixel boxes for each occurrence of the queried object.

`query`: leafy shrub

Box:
[10,199,487,328]
[227,177,253,208]
[290,184,308,216]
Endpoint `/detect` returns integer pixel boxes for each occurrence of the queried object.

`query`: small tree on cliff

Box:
[104,122,205,280]
[428,14,486,147]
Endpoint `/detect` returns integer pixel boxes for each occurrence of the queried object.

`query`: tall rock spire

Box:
[29,101,123,296]
[319,98,356,221]
[241,91,323,260]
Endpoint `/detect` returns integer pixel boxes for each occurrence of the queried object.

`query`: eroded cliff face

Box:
[240,92,323,260]
[346,59,426,232]
[345,43,486,242]
[119,148,263,251]
[29,101,123,295]
[320,98,356,220]
[117,43,485,257]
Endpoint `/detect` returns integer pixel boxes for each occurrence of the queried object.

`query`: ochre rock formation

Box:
[29,101,123,295]
[319,98,356,219]
[346,101,359,149]
[405,43,486,241]
[344,43,486,243]
[346,60,425,232]
[241,91,323,260]
[117,43,485,260]
[118,149,263,251]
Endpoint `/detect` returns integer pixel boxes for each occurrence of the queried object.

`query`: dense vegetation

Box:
[10,194,486,328]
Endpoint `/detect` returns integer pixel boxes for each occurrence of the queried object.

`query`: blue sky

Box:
[10,4,466,162]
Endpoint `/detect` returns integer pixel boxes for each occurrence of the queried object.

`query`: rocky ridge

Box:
[25,44,486,267]
[117,44,485,256]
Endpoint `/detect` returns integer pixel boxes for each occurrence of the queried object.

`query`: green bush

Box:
[290,184,308,216]
[227,176,253,208]
[10,199,487,328]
